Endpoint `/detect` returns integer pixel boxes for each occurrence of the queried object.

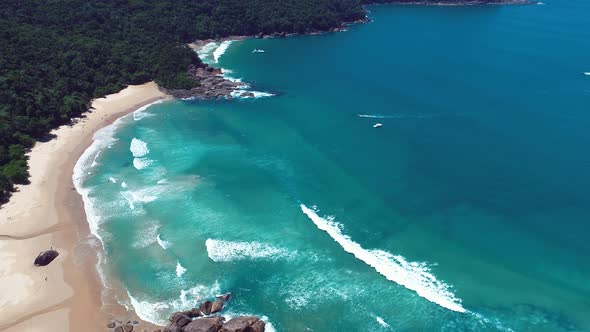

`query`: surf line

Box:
[300,204,466,313]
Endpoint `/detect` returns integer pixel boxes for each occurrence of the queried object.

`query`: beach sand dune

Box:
[0,82,167,331]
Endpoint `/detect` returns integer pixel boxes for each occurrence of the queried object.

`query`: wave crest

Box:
[300,204,466,313]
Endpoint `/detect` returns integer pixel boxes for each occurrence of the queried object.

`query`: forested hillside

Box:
[0,0,365,202]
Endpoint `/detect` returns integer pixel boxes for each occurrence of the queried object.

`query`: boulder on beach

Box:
[33,250,59,266]
[184,317,224,332]
[220,316,263,332]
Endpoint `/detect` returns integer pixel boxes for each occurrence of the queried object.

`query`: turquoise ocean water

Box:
[75,2,590,331]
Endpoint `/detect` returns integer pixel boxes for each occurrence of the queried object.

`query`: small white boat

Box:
[584,72,590,76]
[373,123,383,128]
[252,49,265,53]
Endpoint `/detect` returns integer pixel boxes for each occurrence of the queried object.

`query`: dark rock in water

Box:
[114,326,124,332]
[169,312,192,327]
[34,250,59,266]
[220,316,262,332]
[132,320,139,325]
[199,300,213,315]
[216,293,232,302]
[184,317,224,332]
[239,92,254,98]
[210,299,224,313]
[107,321,116,328]
[123,324,134,332]
[183,308,202,318]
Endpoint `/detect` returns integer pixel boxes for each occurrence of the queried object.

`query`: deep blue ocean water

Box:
[75,2,590,331]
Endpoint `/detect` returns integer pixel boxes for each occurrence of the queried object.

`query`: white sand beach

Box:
[0,82,168,331]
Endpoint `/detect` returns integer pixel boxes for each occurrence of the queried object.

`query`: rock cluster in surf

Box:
[106,293,265,332]
[162,293,265,332]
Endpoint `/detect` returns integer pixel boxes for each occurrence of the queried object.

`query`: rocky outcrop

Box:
[33,250,59,266]
[161,64,243,100]
[183,317,224,332]
[220,316,264,332]
[198,300,213,315]
[210,299,224,314]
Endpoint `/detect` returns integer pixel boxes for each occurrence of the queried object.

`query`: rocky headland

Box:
[159,64,246,100]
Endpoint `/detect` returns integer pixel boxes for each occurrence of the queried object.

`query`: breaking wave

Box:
[214,40,234,63]
[130,138,153,170]
[375,316,391,328]
[176,261,187,277]
[230,89,275,99]
[300,204,466,313]
[157,233,172,250]
[196,42,219,64]
[205,239,296,262]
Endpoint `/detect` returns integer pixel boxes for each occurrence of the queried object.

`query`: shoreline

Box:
[0,82,168,331]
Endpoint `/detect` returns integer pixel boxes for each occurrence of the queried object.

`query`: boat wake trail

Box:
[358,113,432,119]
[300,204,466,313]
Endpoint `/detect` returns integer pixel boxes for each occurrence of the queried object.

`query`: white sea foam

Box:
[109,176,117,184]
[130,138,149,157]
[127,282,221,326]
[282,270,360,310]
[133,157,153,170]
[230,89,275,99]
[584,72,590,76]
[131,222,160,249]
[196,41,219,64]
[176,261,187,277]
[120,189,158,210]
[375,316,391,328]
[90,150,101,167]
[213,40,233,63]
[300,204,466,313]
[205,239,295,262]
[157,233,171,250]
[121,181,128,188]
